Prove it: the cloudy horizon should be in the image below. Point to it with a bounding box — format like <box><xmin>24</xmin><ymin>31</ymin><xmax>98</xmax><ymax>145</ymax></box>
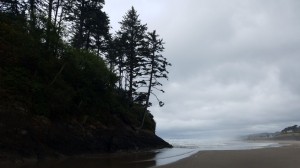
<box><xmin>104</xmin><ymin>0</ymin><xmax>300</xmax><ymax>139</ymax></box>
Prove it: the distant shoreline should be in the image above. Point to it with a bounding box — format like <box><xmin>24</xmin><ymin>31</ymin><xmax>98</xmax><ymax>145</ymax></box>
<box><xmin>155</xmin><ymin>140</ymin><xmax>300</xmax><ymax>168</ymax></box>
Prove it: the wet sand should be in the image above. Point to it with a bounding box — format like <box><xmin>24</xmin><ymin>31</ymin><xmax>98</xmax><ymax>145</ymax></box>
<box><xmin>155</xmin><ymin>141</ymin><xmax>300</xmax><ymax>168</ymax></box>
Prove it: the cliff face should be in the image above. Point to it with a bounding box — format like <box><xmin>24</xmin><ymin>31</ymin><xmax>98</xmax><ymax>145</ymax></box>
<box><xmin>0</xmin><ymin>88</ymin><xmax>172</xmax><ymax>159</ymax></box>
<box><xmin>0</xmin><ymin>109</ymin><xmax>171</xmax><ymax>160</ymax></box>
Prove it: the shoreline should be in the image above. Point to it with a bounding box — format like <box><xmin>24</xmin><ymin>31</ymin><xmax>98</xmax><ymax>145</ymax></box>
<box><xmin>154</xmin><ymin>141</ymin><xmax>300</xmax><ymax>168</ymax></box>
<box><xmin>1</xmin><ymin>140</ymin><xmax>299</xmax><ymax>168</ymax></box>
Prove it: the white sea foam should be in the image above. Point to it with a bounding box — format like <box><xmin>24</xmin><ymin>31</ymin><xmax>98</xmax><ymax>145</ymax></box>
<box><xmin>165</xmin><ymin>138</ymin><xmax>281</xmax><ymax>150</ymax></box>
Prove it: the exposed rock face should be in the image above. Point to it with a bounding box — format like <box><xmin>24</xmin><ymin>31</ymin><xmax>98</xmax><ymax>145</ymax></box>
<box><xmin>43</xmin><ymin>124</ymin><xmax>172</xmax><ymax>155</ymax></box>
<box><xmin>0</xmin><ymin>104</ymin><xmax>172</xmax><ymax>160</ymax></box>
<box><xmin>0</xmin><ymin>118</ymin><xmax>172</xmax><ymax>160</ymax></box>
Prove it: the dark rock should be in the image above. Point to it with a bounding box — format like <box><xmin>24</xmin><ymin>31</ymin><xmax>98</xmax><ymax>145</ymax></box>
<box><xmin>0</xmin><ymin>120</ymin><xmax>171</xmax><ymax>160</ymax></box>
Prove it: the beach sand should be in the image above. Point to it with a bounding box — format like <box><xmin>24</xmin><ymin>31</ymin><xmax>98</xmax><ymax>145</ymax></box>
<box><xmin>155</xmin><ymin>141</ymin><xmax>300</xmax><ymax>168</ymax></box>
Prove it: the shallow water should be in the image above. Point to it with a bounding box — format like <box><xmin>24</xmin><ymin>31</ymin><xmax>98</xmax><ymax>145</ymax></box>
<box><xmin>166</xmin><ymin>138</ymin><xmax>282</xmax><ymax>150</ymax></box>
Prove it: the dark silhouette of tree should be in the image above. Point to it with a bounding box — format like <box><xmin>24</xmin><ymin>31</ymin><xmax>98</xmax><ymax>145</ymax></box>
<box><xmin>139</xmin><ymin>30</ymin><xmax>171</xmax><ymax>129</ymax></box>
<box><xmin>68</xmin><ymin>0</ymin><xmax>110</xmax><ymax>53</ymax></box>
<box><xmin>0</xmin><ymin>2</ymin><xmax>170</xmax><ymax>134</ymax></box>
<box><xmin>45</xmin><ymin>0</ymin><xmax>54</xmax><ymax>48</ymax></box>
<box><xmin>106</xmin><ymin>37</ymin><xmax>125</xmax><ymax>88</ymax></box>
<box><xmin>116</xmin><ymin>6</ymin><xmax>148</xmax><ymax>102</ymax></box>
<box><xmin>0</xmin><ymin>0</ymin><xmax>25</xmax><ymax>15</ymax></box>
<box><xmin>281</xmin><ymin>125</ymin><xmax>299</xmax><ymax>133</ymax></box>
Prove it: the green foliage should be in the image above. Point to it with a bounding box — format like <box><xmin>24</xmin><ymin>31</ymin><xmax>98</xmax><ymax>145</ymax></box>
<box><xmin>68</xmin><ymin>0</ymin><xmax>110</xmax><ymax>52</ymax></box>
<box><xmin>110</xmin><ymin>7</ymin><xmax>170</xmax><ymax>110</ymax></box>
<box><xmin>114</xmin><ymin>7</ymin><xmax>148</xmax><ymax>102</ymax></box>
<box><xmin>0</xmin><ymin>2</ymin><xmax>165</xmax><ymax>133</ymax></box>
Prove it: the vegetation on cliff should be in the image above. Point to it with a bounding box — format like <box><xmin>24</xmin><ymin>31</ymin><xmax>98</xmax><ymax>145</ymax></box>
<box><xmin>0</xmin><ymin>0</ymin><xmax>171</xmax><ymax>158</ymax></box>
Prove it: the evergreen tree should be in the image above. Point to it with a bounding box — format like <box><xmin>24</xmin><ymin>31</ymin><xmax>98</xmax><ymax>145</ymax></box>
<box><xmin>68</xmin><ymin>0</ymin><xmax>110</xmax><ymax>53</ymax></box>
<box><xmin>106</xmin><ymin>37</ymin><xmax>125</xmax><ymax>88</ymax></box>
<box><xmin>116</xmin><ymin>7</ymin><xmax>148</xmax><ymax>102</ymax></box>
<box><xmin>0</xmin><ymin>2</ymin><xmax>170</xmax><ymax>134</ymax></box>
<box><xmin>139</xmin><ymin>30</ymin><xmax>171</xmax><ymax>129</ymax></box>
<box><xmin>0</xmin><ymin>0</ymin><xmax>25</xmax><ymax>15</ymax></box>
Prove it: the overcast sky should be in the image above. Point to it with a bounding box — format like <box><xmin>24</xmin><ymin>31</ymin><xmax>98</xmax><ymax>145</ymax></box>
<box><xmin>104</xmin><ymin>0</ymin><xmax>300</xmax><ymax>139</ymax></box>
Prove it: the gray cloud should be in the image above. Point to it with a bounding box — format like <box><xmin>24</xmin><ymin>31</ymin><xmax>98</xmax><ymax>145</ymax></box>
<box><xmin>104</xmin><ymin>0</ymin><xmax>300</xmax><ymax>138</ymax></box>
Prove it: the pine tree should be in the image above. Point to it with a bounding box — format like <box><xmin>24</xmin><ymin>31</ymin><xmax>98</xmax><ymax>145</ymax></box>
<box><xmin>0</xmin><ymin>0</ymin><xmax>24</xmax><ymax>15</ymax></box>
<box><xmin>106</xmin><ymin>37</ymin><xmax>125</xmax><ymax>88</ymax></box>
<box><xmin>116</xmin><ymin>7</ymin><xmax>148</xmax><ymax>102</ymax></box>
<box><xmin>68</xmin><ymin>0</ymin><xmax>110</xmax><ymax>53</ymax></box>
<box><xmin>139</xmin><ymin>30</ymin><xmax>171</xmax><ymax>129</ymax></box>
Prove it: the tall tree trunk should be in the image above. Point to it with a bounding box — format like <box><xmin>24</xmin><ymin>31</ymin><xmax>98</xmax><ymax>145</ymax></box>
<box><xmin>118</xmin><ymin>58</ymin><xmax>123</xmax><ymax>89</ymax></box>
<box><xmin>29</xmin><ymin>0</ymin><xmax>36</xmax><ymax>32</ymax></box>
<box><xmin>139</xmin><ymin>52</ymin><xmax>155</xmax><ymax>130</ymax></box>
<box><xmin>76</xmin><ymin>0</ymin><xmax>85</xmax><ymax>49</ymax></box>
<box><xmin>53</xmin><ymin>1</ymin><xmax>64</xmax><ymax>56</ymax></box>
<box><xmin>46</xmin><ymin>0</ymin><xmax>54</xmax><ymax>49</ymax></box>
<box><xmin>85</xmin><ymin>30</ymin><xmax>90</xmax><ymax>50</ymax></box>
<box><xmin>11</xmin><ymin>0</ymin><xmax>18</xmax><ymax>15</ymax></box>
<box><xmin>128</xmin><ymin>40</ymin><xmax>135</xmax><ymax>103</ymax></box>
<box><xmin>57</xmin><ymin>2</ymin><xmax>64</xmax><ymax>31</ymax></box>
<box><xmin>129</xmin><ymin>59</ymin><xmax>133</xmax><ymax>103</ymax></box>
<box><xmin>96</xmin><ymin>35</ymin><xmax>100</xmax><ymax>56</ymax></box>
<box><xmin>54</xmin><ymin>0</ymin><xmax>61</xmax><ymax>26</ymax></box>
<box><xmin>48</xmin><ymin>63</ymin><xmax>66</xmax><ymax>87</ymax></box>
